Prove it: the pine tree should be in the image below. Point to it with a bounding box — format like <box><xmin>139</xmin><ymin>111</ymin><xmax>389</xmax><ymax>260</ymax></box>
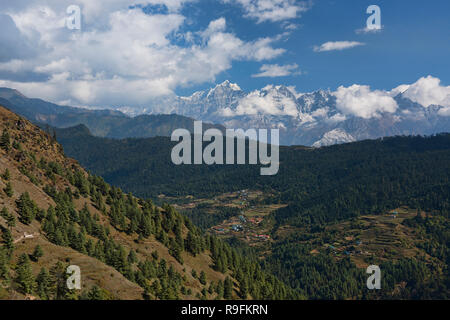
<box><xmin>4</xmin><ymin>182</ymin><xmax>13</xmax><ymax>197</ymax></box>
<box><xmin>199</xmin><ymin>270</ymin><xmax>207</xmax><ymax>285</ymax></box>
<box><xmin>239</xmin><ymin>278</ymin><xmax>249</xmax><ymax>299</ymax></box>
<box><xmin>186</xmin><ymin>231</ymin><xmax>200</xmax><ymax>256</ymax></box>
<box><xmin>32</xmin><ymin>245</ymin><xmax>44</xmax><ymax>262</ymax></box>
<box><xmin>6</xmin><ymin>211</ymin><xmax>16</xmax><ymax>229</ymax></box>
<box><xmin>16</xmin><ymin>253</ymin><xmax>35</xmax><ymax>294</ymax></box>
<box><xmin>36</xmin><ymin>268</ymin><xmax>52</xmax><ymax>300</ymax></box>
<box><xmin>0</xmin><ymin>129</ymin><xmax>10</xmax><ymax>152</ymax></box>
<box><xmin>88</xmin><ymin>285</ymin><xmax>106</xmax><ymax>300</ymax></box>
<box><xmin>224</xmin><ymin>276</ymin><xmax>233</xmax><ymax>299</ymax></box>
<box><xmin>50</xmin><ymin>261</ymin><xmax>77</xmax><ymax>300</ymax></box>
<box><xmin>208</xmin><ymin>283</ymin><xmax>214</xmax><ymax>295</ymax></box>
<box><xmin>2</xmin><ymin>168</ymin><xmax>10</xmax><ymax>181</ymax></box>
<box><xmin>0</xmin><ymin>207</ymin><xmax>8</xmax><ymax>218</ymax></box>
<box><xmin>17</xmin><ymin>192</ymin><xmax>37</xmax><ymax>224</ymax></box>
<box><xmin>1</xmin><ymin>227</ymin><xmax>14</xmax><ymax>254</ymax></box>
<box><xmin>127</xmin><ymin>249</ymin><xmax>137</xmax><ymax>264</ymax></box>
<box><xmin>0</xmin><ymin>248</ymin><xmax>9</xmax><ymax>280</ymax></box>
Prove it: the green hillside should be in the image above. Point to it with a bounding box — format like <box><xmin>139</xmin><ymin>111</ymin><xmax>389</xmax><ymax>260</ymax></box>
<box><xmin>52</xmin><ymin>125</ymin><xmax>450</xmax><ymax>299</ymax></box>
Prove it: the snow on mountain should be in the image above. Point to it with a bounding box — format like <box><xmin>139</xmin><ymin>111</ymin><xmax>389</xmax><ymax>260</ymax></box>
<box><xmin>312</xmin><ymin>129</ymin><xmax>355</xmax><ymax>147</ymax></box>
<box><xmin>117</xmin><ymin>79</ymin><xmax>450</xmax><ymax>147</ymax></box>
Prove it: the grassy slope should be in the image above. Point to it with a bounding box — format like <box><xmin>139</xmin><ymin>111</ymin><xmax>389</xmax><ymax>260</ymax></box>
<box><xmin>0</xmin><ymin>106</ymin><xmax>228</xmax><ymax>300</ymax></box>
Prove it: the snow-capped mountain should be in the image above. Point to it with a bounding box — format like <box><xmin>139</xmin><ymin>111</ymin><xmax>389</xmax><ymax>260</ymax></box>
<box><xmin>117</xmin><ymin>80</ymin><xmax>450</xmax><ymax>147</ymax></box>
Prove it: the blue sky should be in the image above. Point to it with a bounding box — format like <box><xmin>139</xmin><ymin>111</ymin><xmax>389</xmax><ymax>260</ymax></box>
<box><xmin>0</xmin><ymin>0</ymin><xmax>448</xmax><ymax>107</ymax></box>
<box><xmin>176</xmin><ymin>0</ymin><xmax>450</xmax><ymax>95</ymax></box>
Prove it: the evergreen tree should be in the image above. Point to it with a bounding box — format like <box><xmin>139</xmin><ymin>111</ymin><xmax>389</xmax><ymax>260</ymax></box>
<box><xmin>17</xmin><ymin>192</ymin><xmax>38</xmax><ymax>224</ymax></box>
<box><xmin>31</xmin><ymin>245</ymin><xmax>44</xmax><ymax>262</ymax></box>
<box><xmin>0</xmin><ymin>129</ymin><xmax>10</xmax><ymax>152</ymax></box>
<box><xmin>16</xmin><ymin>254</ymin><xmax>35</xmax><ymax>294</ymax></box>
<box><xmin>0</xmin><ymin>248</ymin><xmax>9</xmax><ymax>280</ymax></box>
<box><xmin>239</xmin><ymin>278</ymin><xmax>249</xmax><ymax>299</ymax></box>
<box><xmin>2</xmin><ymin>168</ymin><xmax>10</xmax><ymax>181</ymax></box>
<box><xmin>87</xmin><ymin>285</ymin><xmax>107</xmax><ymax>300</ymax></box>
<box><xmin>36</xmin><ymin>268</ymin><xmax>52</xmax><ymax>300</ymax></box>
<box><xmin>6</xmin><ymin>212</ymin><xmax>16</xmax><ymax>229</ymax></box>
<box><xmin>224</xmin><ymin>276</ymin><xmax>233</xmax><ymax>299</ymax></box>
<box><xmin>1</xmin><ymin>227</ymin><xmax>14</xmax><ymax>255</ymax></box>
<box><xmin>199</xmin><ymin>271</ymin><xmax>207</xmax><ymax>285</ymax></box>
<box><xmin>0</xmin><ymin>207</ymin><xmax>8</xmax><ymax>219</ymax></box>
<box><xmin>4</xmin><ymin>182</ymin><xmax>13</xmax><ymax>197</ymax></box>
<box><xmin>127</xmin><ymin>249</ymin><xmax>137</xmax><ymax>264</ymax></box>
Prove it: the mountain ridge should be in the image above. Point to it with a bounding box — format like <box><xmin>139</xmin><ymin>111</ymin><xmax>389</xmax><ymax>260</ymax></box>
<box><xmin>1</xmin><ymin>80</ymin><xmax>449</xmax><ymax>147</ymax></box>
<box><xmin>0</xmin><ymin>105</ymin><xmax>294</xmax><ymax>300</ymax></box>
<box><xmin>0</xmin><ymin>88</ymin><xmax>225</xmax><ymax>140</ymax></box>
<box><xmin>117</xmin><ymin>80</ymin><xmax>450</xmax><ymax>146</ymax></box>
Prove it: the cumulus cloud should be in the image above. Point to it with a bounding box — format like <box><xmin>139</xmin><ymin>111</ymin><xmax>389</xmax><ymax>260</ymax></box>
<box><xmin>223</xmin><ymin>0</ymin><xmax>312</xmax><ymax>23</ymax></box>
<box><xmin>314</xmin><ymin>41</ymin><xmax>365</xmax><ymax>52</ymax></box>
<box><xmin>0</xmin><ymin>2</ymin><xmax>286</xmax><ymax>107</ymax></box>
<box><xmin>332</xmin><ymin>84</ymin><xmax>398</xmax><ymax>119</ymax></box>
<box><xmin>399</xmin><ymin>76</ymin><xmax>450</xmax><ymax>108</ymax></box>
<box><xmin>0</xmin><ymin>14</ymin><xmax>40</xmax><ymax>63</ymax></box>
<box><xmin>252</xmin><ymin>63</ymin><xmax>300</xmax><ymax>78</ymax></box>
<box><xmin>222</xmin><ymin>85</ymin><xmax>298</xmax><ymax>117</ymax></box>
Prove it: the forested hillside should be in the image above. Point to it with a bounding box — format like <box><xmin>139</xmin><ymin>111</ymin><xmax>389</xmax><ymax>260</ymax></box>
<box><xmin>53</xmin><ymin>125</ymin><xmax>450</xmax><ymax>299</ymax></box>
<box><xmin>55</xmin><ymin>125</ymin><xmax>450</xmax><ymax>226</ymax></box>
<box><xmin>0</xmin><ymin>105</ymin><xmax>295</xmax><ymax>300</ymax></box>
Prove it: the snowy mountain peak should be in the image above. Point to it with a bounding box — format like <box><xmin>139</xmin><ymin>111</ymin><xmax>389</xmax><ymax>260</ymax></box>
<box><xmin>312</xmin><ymin>129</ymin><xmax>356</xmax><ymax>147</ymax></box>
<box><xmin>116</xmin><ymin>79</ymin><xmax>450</xmax><ymax>146</ymax></box>
<box><xmin>211</xmin><ymin>80</ymin><xmax>242</xmax><ymax>92</ymax></box>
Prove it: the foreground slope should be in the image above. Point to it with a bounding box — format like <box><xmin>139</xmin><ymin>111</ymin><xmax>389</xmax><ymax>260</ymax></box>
<box><xmin>0</xmin><ymin>106</ymin><xmax>294</xmax><ymax>300</ymax></box>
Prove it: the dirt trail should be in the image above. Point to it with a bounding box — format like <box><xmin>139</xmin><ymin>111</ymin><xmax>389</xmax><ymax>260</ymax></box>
<box><xmin>13</xmin><ymin>232</ymin><xmax>39</xmax><ymax>244</ymax></box>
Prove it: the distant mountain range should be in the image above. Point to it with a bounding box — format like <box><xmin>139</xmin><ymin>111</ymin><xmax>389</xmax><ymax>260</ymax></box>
<box><xmin>1</xmin><ymin>81</ymin><xmax>449</xmax><ymax>147</ymax></box>
<box><xmin>117</xmin><ymin>80</ymin><xmax>450</xmax><ymax>146</ymax></box>
<box><xmin>0</xmin><ymin>88</ymin><xmax>223</xmax><ymax>139</ymax></box>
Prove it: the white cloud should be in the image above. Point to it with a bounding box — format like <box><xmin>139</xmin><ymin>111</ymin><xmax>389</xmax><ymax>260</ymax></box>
<box><xmin>326</xmin><ymin>113</ymin><xmax>347</xmax><ymax>123</ymax></box>
<box><xmin>311</xmin><ymin>107</ymin><xmax>328</xmax><ymax>118</ymax></box>
<box><xmin>222</xmin><ymin>85</ymin><xmax>298</xmax><ymax>117</ymax></box>
<box><xmin>223</xmin><ymin>0</ymin><xmax>312</xmax><ymax>23</ymax></box>
<box><xmin>355</xmin><ymin>26</ymin><xmax>383</xmax><ymax>34</ymax></box>
<box><xmin>252</xmin><ymin>63</ymin><xmax>300</xmax><ymax>78</ymax></box>
<box><xmin>314</xmin><ymin>41</ymin><xmax>365</xmax><ymax>52</ymax></box>
<box><xmin>0</xmin><ymin>3</ymin><xmax>286</xmax><ymax>107</ymax></box>
<box><xmin>332</xmin><ymin>84</ymin><xmax>398</xmax><ymax>119</ymax></box>
<box><xmin>283</xmin><ymin>22</ymin><xmax>300</xmax><ymax>30</ymax></box>
<box><xmin>199</xmin><ymin>17</ymin><xmax>227</xmax><ymax>39</ymax></box>
<box><xmin>400</xmin><ymin>76</ymin><xmax>450</xmax><ymax>108</ymax></box>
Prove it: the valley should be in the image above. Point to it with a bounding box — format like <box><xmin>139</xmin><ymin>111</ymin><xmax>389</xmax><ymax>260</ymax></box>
<box><xmin>0</xmin><ymin>102</ymin><xmax>449</xmax><ymax>300</ymax></box>
<box><xmin>0</xmin><ymin>106</ymin><xmax>294</xmax><ymax>300</ymax></box>
<box><xmin>0</xmin><ymin>0</ymin><xmax>449</xmax><ymax>305</ymax></box>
